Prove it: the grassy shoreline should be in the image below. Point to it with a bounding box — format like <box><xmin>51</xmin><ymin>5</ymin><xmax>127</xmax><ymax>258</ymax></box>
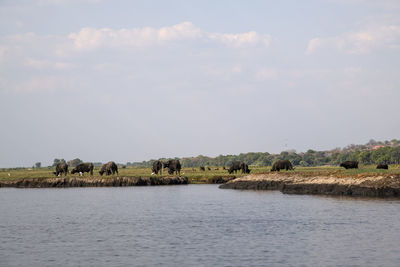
<box><xmin>1</xmin><ymin>165</ymin><xmax>399</xmax><ymax>183</ymax></box>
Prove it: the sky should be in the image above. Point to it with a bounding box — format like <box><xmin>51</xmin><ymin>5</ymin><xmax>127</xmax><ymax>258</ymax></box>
<box><xmin>1</xmin><ymin>0</ymin><xmax>400</xmax><ymax>167</ymax></box>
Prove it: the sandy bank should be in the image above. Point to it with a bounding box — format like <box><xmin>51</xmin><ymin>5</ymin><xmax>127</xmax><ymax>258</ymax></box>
<box><xmin>219</xmin><ymin>173</ymin><xmax>400</xmax><ymax>197</ymax></box>
<box><xmin>0</xmin><ymin>176</ymin><xmax>188</xmax><ymax>188</ymax></box>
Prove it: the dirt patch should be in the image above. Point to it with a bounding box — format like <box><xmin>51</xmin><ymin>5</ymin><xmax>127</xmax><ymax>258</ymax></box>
<box><xmin>220</xmin><ymin>173</ymin><xmax>400</xmax><ymax>197</ymax></box>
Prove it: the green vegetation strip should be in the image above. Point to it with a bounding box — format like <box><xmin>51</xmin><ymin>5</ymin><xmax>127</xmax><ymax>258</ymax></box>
<box><xmin>1</xmin><ymin>165</ymin><xmax>400</xmax><ymax>183</ymax></box>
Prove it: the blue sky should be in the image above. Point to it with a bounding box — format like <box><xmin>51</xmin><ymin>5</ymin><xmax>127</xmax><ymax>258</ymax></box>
<box><xmin>1</xmin><ymin>0</ymin><xmax>400</xmax><ymax>167</ymax></box>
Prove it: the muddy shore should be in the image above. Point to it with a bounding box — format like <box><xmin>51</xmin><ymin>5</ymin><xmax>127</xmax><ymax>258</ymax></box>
<box><xmin>0</xmin><ymin>176</ymin><xmax>188</xmax><ymax>188</ymax></box>
<box><xmin>219</xmin><ymin>173</ymin><xmax>400</xmax><ymax>197</ymax></box>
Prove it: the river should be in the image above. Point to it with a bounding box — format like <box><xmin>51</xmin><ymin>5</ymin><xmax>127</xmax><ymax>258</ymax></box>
<box><xmin>1</xmin><ymin>185</ymin><xmax>400</xmax><ymax>266</ymax></box>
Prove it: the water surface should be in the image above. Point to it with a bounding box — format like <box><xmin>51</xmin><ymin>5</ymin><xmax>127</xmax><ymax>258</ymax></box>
<box><xmin>1</xmin><ymin>185</ymin><xmax>400</xmax><ymax>266</ymax></box>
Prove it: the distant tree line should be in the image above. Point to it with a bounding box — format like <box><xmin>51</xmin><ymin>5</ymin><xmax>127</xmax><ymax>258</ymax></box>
<box><xmin>43</xmin><ymin>139</ymin><xmax>400</xmax><ymax>169</ymax></box>
<box><xmin>52</xmin><ymin>158</ymin><xmax>102</xmax><ymax>168</ymax></box>
<box><xmin>126</xmin><ymin>139</ymin><xmax>400</xmax><ymax>168</ymax></box>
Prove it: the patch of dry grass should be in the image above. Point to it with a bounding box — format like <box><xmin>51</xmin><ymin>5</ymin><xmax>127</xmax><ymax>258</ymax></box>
<box><xmin>1</xmin><ymin>165</ymin><xmax>399</xmax><ymax>183</ymax></box>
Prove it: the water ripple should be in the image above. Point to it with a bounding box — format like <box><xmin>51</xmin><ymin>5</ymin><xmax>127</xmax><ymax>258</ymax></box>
<box><xmin>1</xmin><ymin>186</ymin><xmax>400</xmax><ymax>266</ymax></box>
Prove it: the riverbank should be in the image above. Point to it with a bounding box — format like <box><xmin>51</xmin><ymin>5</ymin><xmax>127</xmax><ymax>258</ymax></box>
<box><xmin>0</xmin><ymin>174</ymin><xmax>238</xmax><ymax>187</ymax></box>
<box><xmin>0</xmin><ymin>176</ymin><xmax>188</xmax><ymax>188</ymax></box>
<box><xmin>219</xmin><ymin>173</ymin><xmax>400</xmax><ymax>197</ymax></box>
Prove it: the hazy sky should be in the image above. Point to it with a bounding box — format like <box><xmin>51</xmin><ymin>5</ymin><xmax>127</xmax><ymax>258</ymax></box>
<box><xmin>1</xmin><ymin>0</ymin><xmax>400</xmax><ymax>167</ymax></box>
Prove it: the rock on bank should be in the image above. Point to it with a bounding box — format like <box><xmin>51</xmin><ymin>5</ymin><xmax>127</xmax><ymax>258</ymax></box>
<box><xmin>219</xmin><ymin>173</ymin><xmax>400</xmax><ymax>198</ymax></box>
<box><xmin>0</xmin><ymin>176</ymin><xmax>188</xmax><ymax>188</ymax></box>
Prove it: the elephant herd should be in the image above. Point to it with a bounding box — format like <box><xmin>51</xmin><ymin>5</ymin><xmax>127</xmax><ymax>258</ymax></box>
<box><xmin>151</xmin><ymin>159</ymin><xmax>181</xmax><ymax>175</ymax></box>
<box><xmin>53</xmin><ymin>159</ymin><xmax>390</xmax><ymax>177</ymax></box>
<box><xmin>225</xmin><ymin>159</ymin><xmax>390</xmax><ymax>173</ymax></box>
<box><xmin>339</xmin><ymin>160</ymin><xmax>389</xmax><ymax>170</ymax></box>
<box><xmin>269</xmin><ymin>160</ymin><xmax>389</xmax><ymax>171</ymax></box>
<box><xmin>53</xmin><ymin>162</ymin><xmax>116</xmax><ymax>177</ymax></box>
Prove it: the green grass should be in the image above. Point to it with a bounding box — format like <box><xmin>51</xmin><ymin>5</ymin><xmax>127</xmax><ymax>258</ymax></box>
<box><xmin>1</xmin><ymin>165</ymin><xmax>400</xmax><ymax>183</ymax></box>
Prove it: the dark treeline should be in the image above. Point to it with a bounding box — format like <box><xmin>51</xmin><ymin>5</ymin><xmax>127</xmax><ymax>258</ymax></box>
<box><xmin>127</xmin><ymin>139</ymin><xmax>400</xmax><ymax>168</ymax></box>
<box><xmin>10</xmin><ymin>139</ymin><xmax>398</xmax><ymax>170</ymax></box>
<box><xmin>52</xmin><ymin>158</ymin><xmax>103</xmax><ymax>168</ymax></box>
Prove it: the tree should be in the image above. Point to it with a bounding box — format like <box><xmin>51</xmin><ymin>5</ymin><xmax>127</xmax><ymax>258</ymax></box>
<box><xmin>367</xmin><ymin>139</ymin><xmax>378</xmax><ymax>146</ymax></box>
<box><xmin>303</xmin><ymin>150</ymin><xmax>316</xmax><ymax>166</ymax></box>
<box><xmin>288</xmin><ymin>153</ymin><xmax>302</xmax><ymax>166</ymax></box>
<box><xmin>68</xmin><ymin>158</ymin><xmax>83</xmax><ymax>167</ymax></box>
<box><xmin>299</xmin><ymin>160</ymin><xmax>309</xmax><ymax>167</ymax></box>
<box><xmin>255</xmin><ymin>154</ymin><xmax>272</xmax><ymax>166</ymax></box>
<box><xmin>35</xmin><ymin>162</ymin><xmax>41</xmax><ymax>168</ymax></box>
<box><xmin>371</xmin><ymin>147</ymin><xmax>391</xmax><ymax>164</ymax></box>
<box><xmin>390</xmin><ymin>147</ymin><xmax>400</xmax><ymax>164</ymax></box>
<box><xmin>115</xmin><ymin>138</ymin><xmax>400</xmax><ymax>168</ymax></box>
<box><xmin>358</xmin><ymin>151</ymin><xmax>371</xmax><ymax>164</ymax></box>
<box><xmin>329</xmin><ymin>151</ymin><xmax>342</xmax><ymax>165</ymax></box>
<box><xmin>52</xmin><ymin>158</ymin><xmax>66</xmax><ymax>167</ymax></box>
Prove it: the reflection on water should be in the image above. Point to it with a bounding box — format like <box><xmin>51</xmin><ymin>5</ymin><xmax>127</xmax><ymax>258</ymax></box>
<box><xmin>1</xmin><ymin>185</ymin><xmax>400</xmax><ymax>266</ymax></box>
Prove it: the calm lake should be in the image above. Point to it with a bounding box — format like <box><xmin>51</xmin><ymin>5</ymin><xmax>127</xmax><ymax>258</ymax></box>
<box><xmin>1</xmin><ymin>185</ymin><xmax>400</xmax><ymax>266</ymax></box>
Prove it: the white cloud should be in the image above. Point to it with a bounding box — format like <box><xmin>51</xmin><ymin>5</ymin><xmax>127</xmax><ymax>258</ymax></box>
<box><xmin>68</xmin><ymin>22</ymin><xmax>202</xmax><ymax>51</ymax></box>
<box><xmin>1</xmin><ymin>22</ymin><xmax>271</xmax><ymax>61</ymax></box>
<box><xmin>208</xmin><ymin>31</ymin><xmax>271</xmax><ymax>48</ymax></box>
<box><xmin>255</xmin><ymin>68</ymin><xmax>277</xmax><ymax>81</ymax></box>
<box><xmin>306</xmin><ymin>24</ymin><xmax>400</xmax><ymax>54</ymax></box>
<box><xmin>157</xmin><ymin>22</ymin><xmax>203</xmax><ymax>41</ymax></box>
<box><xmin>232</xmin><ymin>64</ymin><xmax>242</xmax><ymax>74</ymax></box>
<box><xmin>68</xmin><ymin>22</ymin><xmax>271</xmax><ymax>51</ymax></box>
<box><xmin>306</xmin><ymin>38</ymin><xmax>325</xmax><ymax>54</ymax></box>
